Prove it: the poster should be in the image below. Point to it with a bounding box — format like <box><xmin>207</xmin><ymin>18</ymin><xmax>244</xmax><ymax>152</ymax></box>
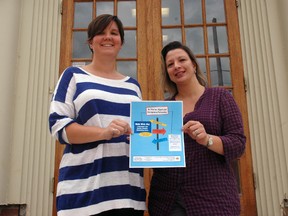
<box><xmin>130</xmin><ymin>101</ymin><xmax>186</xmax><ymax>168</ymax></box>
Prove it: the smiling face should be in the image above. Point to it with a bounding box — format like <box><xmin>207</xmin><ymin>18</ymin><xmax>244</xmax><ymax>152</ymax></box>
<box><xmin>89</xmin><ymin>21</ymin><xmax>122</xmax><ymax>57</ymax></box>
<box><xmin>165</xmin><ymin>48</ymin><xmax>196</xmax><ymax>85</ymax></box>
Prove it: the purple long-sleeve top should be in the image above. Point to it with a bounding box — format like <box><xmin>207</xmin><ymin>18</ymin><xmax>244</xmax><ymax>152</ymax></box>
<box><xmin>148</xmin><ymin>87</ymin><xmax>246</xmax><ymax>216</ymax></box>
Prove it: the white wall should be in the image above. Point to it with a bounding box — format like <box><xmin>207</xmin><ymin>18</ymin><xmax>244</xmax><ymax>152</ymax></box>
<box><xmin>0</xmin><ymin>0</ymin><xmax>61</xmax><ymax>215</ymax></box>
<box><xmin>0</xmin><ymin>0</ymin><xmax>21</xmax><ymax>204</ymax></box>
<box><xmin>8</xmin><ymin>0</ymin><xmax>61</xmax><ymax>214</ymax></box>
<box><xmin>276</xmin><ymin>0</ymin><xmax>288</xmax><ymax>144</ymax></box>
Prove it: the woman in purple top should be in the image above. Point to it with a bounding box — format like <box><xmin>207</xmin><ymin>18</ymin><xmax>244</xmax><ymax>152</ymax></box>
<box><xmin>148</xmin><ymin>41</ymin><xmax>246</xmax><ymax>216</ymax></box>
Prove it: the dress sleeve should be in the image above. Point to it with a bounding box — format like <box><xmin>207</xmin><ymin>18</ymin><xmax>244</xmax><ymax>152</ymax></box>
<box><xmin>219</xmin><ymin>89</ymin><xmax>246</xmax><ymax>162</ymax></box>
<box><xmin>48</xmin><ymin>68</ymin><xmax>76</xmax><ymax>144</ymax></box>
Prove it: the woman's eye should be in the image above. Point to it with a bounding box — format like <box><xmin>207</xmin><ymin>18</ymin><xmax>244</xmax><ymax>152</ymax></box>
<box><xmin>111</xmin><ymin>31</ymin><xmax>119</xmax><ymax>35</ymax></box>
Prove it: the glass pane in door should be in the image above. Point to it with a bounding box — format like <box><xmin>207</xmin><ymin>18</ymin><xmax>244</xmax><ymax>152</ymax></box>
<box><xmin>96</xmin><ymin>2</ymin><xmax>114</xmax><ymax>15</ymax></box>
<box><xmin>117</xmin><ymin>61</ymin><xmax>137</xmax><ymax>80</ymax></box>
<box><xmin>185</xmin><ymin>27</ymin><xmax>204</xmax><ymax>54</ymax></box>
<box><xmin>118</xmin><ymin>30</ymin><xmax>136</xmax><ymax>58</ymax></box>
<box><xmin>206</xmin><ymin>0</ymin><xmax>226</xmax><ymax>23</ymax></box>
<box><xmin>74</xmin><ymin>2</ymin><xmax>92</xmax><ymax>28</ymax></box>
<box><xmin>162</xmin><ymin>0</ymin><xmax>181</xmax><ymax>25</ymax></box>
<box><xmin>207</xmin><ymin>26</ymin><xmax>228</xmax><ymax>54</ymax></box>
<box><xmin>162</xmin><ymin>29</ymin><xmax>182</xmax><ymax>46</ymax></box>
<box><xmin>197</xmin><ymin>58</ymin><xmax>207</xmax><ymax>75</ymax></box>
<box><xmin>72</xmin><ymin>31</ymin><xmax>91</xmax><ymax>59</ymax></box>
<box><xmin>118</xmin><ymin>1</ymin><xmax>136</xmax><ymax>26</ymax></box>
<box><xmin>209</xmin><ymin>57</ymin><xmax>231</xmax><ymax>86</ymax></box>
<box><xmin>184</xmin><ymin>0</ymin><xmax>202</xmax><ymax>24</ymax></box>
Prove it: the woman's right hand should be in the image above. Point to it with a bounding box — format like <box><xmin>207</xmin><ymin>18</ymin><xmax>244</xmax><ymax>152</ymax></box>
<box><xmin>106</xmin><ymin>119</ymin><xmax>132</xmax><ymax>139</ymax></box>
<box><xmin>65</xmin><ymin>119</ymin><xmax>132</xmax><ymax>144</ymax></box>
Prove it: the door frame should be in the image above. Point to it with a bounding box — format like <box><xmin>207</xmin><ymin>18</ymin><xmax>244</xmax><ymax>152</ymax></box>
<box><xmin>53</xmin><ymin>1</ymin><xmax>257</xmax><ymax>215</ymax></box>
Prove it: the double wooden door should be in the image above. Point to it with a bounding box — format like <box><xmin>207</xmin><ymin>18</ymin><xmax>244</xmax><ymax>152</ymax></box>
<box><xmin>53</xmin><ymin>0</ymin><xmax>257</xmax><ymax>215</ymax></box>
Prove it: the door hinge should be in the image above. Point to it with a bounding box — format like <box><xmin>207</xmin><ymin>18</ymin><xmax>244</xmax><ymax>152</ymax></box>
<box><xmin>59</xmin><ymin>0</ymin><xmax>63</xmax><ymax>15</ymax></box>
<box><xmin>244</xmin><ymin>77</ymin><xmax>248</xmax><ymax>92</ymax></box>
<box><xmin>252</xmin><ymin>172</ymin><xmax>257</xmax><ymax>190</ymax></box>
<box><xmin>235</xmin><ymin>0</ymin><xmax>240</xmax><ymax>8</ymax></box>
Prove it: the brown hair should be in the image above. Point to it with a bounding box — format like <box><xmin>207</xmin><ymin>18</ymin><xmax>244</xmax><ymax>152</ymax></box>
<box><xmin>87</xmin><ymin>14</ymin><xmax>125</xmax><ymax>53</ymax></box>
<box><xmin>161</xmin><ymin>41</ymin><xmax>207</xmax><ymax>98</ymax></box>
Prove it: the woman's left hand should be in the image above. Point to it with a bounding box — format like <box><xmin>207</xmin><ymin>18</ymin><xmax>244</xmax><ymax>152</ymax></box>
<box><xmin>182</xmin><ymin>120</ymin><xmax>208</xmax><ymax>146</ymax></box>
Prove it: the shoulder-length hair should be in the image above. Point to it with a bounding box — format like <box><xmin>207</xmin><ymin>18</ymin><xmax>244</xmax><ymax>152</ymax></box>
<box><xmin>87</xmin><ymin>14</ymin><xmax>125</xmax><ymax>53</ymax></box>
<box><xmin>161</xmin><ymin>41</ymin><xmax>207</xmax><ymax>98</ymax></box>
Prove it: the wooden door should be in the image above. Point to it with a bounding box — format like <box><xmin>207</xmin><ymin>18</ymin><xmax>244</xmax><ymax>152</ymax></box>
<box><xmin>53</xmin><ymin>0</ymin><xmax>256</xmax><ymax>215</ymax></box>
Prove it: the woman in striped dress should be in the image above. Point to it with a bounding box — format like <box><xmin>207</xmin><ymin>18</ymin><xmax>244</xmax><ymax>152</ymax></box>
<box><xmin>49</xmin><ymin>14</ymin><xmax>146</xmax><ymax>216</ymax></box>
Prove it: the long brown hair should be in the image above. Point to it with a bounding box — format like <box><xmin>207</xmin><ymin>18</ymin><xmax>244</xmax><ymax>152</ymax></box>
<box><xmin>161</xmin><ymin>41</ymin><xmax>207</xmax><ymax>98</ymax></box>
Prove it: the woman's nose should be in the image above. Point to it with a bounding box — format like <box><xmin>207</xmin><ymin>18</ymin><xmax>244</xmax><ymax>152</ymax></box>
<box><xmin>174</xmin><ymin>61</ymin><xmax>181</xmax><ymax>69</ymax></box>
<box><xmin>103</xmin><ymin>34</ymin><xmax>112</xmax><ymax>40</ymax></box>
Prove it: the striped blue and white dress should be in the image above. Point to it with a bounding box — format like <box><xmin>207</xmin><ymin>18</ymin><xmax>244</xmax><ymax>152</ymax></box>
<box><xmin>49</xmin><ymin>66</ymin><xmax>146</xmax><ymax>216</ymax></box>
